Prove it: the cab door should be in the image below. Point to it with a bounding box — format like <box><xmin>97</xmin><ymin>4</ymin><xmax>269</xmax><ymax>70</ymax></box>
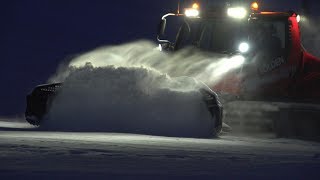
<box><xmin>241</xmin><ymin>18</ymin><xmax>296</xmax><ymax>99</ymax></box>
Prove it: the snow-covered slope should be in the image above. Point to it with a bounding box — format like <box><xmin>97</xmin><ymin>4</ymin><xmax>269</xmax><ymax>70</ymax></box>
<box><xmin>0</xmin><ymin>120</ymin><xmax>319</xmax><ymax>179</ymax></box>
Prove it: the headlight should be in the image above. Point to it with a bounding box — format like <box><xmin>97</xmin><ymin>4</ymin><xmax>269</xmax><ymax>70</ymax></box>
<box><xmin>238</xmin><ymin>42</ymin><xmax>250</xmax><ymax>53</ymax></box>
<box><xmin>296</xmin><ymin>15</ymin><xmax>301</xmax><ymax>23</ymax></box>
<box><xmin>227</xmin><ymin>7</ymin><xmax>247</xmax><ymax>19</ymax></box>
<box><xmin>185</xmin><ymin>8</ymin><xmax>200</xmax><ymax>17</ymax></box>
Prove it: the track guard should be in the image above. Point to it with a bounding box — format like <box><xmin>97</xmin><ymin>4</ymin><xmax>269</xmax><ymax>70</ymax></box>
<box><xmin>25</xmin><ymin>83</ymin><xmax>62</xmax><ymax>125</ymax></box>
<box><xmin>199</xmin><ymin>88</ymin><xmax>223</xmax><ymax>135</ymax></box>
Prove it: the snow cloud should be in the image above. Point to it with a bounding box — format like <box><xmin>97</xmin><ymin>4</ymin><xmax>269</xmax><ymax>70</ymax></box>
<box><xmin>49</xmin><ymin>40</ymin><xmax>243</xmax><ymax>86</ymax></box>
<box><xmin>42</xmin><ymin>40</ymin><xmax>235</xmax><ymax>137</ymax></box>
<box><xmin>42</xmin><ymin>65</ymin><xmax>215</xmax><ymax>137</ymax></box>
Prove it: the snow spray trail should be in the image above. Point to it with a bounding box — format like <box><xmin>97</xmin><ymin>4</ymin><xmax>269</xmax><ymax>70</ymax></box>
<box><xmin>43</xmin><ymin>65</ymin><xmax>214</xmax><ymax>137</ymax></box>
<box><xmin>49</xmin><ymin>40</ymin><xmax>244</xmax><ymax>85</ymax></box>
<box><xmin>43</xmin><ymin>40</ymin><xmax>242</xmax><ymax>137</ymax></box>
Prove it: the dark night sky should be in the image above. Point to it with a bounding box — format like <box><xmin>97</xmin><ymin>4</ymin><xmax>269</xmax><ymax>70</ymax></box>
<box><xmin>1</xmin><ymin>0</ymin><xmax>319</xmax><ymax>116</ymax></box>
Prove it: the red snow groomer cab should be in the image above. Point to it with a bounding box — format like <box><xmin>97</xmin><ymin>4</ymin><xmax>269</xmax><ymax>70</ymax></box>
<box><xmin>158</xmin><ymin>1</ymin><xmax>320</xmax><ymax>140</ymax></box>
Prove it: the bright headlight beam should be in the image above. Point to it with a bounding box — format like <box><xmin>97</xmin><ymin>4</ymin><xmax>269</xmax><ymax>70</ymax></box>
<box><xmin>238</xmin><ymin>42</ymin><xmax>250</xmax><ymax>53</ymax></box>
<box><xmin>185</xmin><ymin>9</ymin><xmax>199</xmax><ymax>17</ymax></box>
<box><xmin>296</xmin><ymin>15</ymin><xmax>301</xmax><ymax>23</ymax></box>
<box><xmin>213</xmin><ymin>55</ymin><xmax>245</xmax><ymax>77</ymax></box>
<box><xmin>227</xmin><ymin>7</ymin><xmax>247</xmax><ymax>19</ymax></box>
<box><xmin>231</xmin><ymin>55</ymin><xmax>245</xmax><ymax>67</ymax></box>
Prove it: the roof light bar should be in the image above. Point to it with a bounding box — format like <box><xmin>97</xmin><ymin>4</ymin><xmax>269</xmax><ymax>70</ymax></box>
<box><xmin>185</xmin><ymin>9</ymin><xmax>200</xmax><ymax>17</ymax></box>
<box><xmin>227</xmin><ymin>7</ymin><xmax>247</xmax><ymax>19</ymax></box>
<box><xmin>185</xmin><ymin>3</ymin><xmax>200</xmax><ymax>18</ymax></box>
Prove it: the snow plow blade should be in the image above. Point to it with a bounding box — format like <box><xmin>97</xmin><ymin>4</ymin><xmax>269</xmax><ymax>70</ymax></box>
<box><xmin>25</xmin><ymin>83</ymin><xmax>223</xmax><ymax>134</ymax></box>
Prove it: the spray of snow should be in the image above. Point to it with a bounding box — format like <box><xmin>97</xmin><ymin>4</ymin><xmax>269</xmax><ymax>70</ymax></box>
<box><xmin>43</xmin><ymin>40</ymin><xmax>248</xmax><ymax>137</ymax></box>
<box><xmin>47</xmin><ymin>39</ymin><xmax>313</xmax><ymax>137</ymax></box>
<box><xmin>43</xmin><ymin>64</ymin><xmax>215</xmax><ymax>137</ymax></box>
<box><xmin>49</xmin><ymin>40</ymin><xmax>244</xmax><ymax>86</ymax></box>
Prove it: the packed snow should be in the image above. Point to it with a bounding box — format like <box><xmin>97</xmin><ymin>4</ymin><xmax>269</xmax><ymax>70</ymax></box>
<box><xmin>0</xmin><ymin>122</ymin><xmax>319</xmax><ymax>179</ymax></box>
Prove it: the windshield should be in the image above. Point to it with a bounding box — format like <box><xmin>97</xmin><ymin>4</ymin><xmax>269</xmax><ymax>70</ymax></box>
<box><xmin>175</xmin><ymin>19</ymin><xmax>248</xmax><ymax>53</ymax></box>
<box><xmin>249</xmin><ymin>19</ymin><xmax>286</xmax><ymax>55</ymax></box>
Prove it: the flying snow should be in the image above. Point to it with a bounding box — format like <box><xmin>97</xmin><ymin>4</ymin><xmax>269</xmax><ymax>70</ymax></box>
<box><xmin>49</xmin><ymin>40</ymin><xmax>244</xmax><ymax>85</ymax></box>
<box><xmin>43</xmin><ymin>65</ymin><xmax>215</xmax><ymax>137</ymax></box>
<box><xmin>43</xmin><ymin>40</ymin><xmax>238</xmax><ymax>137</ymax></box>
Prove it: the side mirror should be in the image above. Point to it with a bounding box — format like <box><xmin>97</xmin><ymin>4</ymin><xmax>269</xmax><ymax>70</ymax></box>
<box><xmin>158</xmin><ymin>19</ymin><xmax>167</xmax><ymax>36</ymax></box>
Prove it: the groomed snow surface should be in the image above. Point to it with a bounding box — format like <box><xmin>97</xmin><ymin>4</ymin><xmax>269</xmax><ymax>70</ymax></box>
<box><xmin>0</xmin><ymin>122</ymin><xmax>319</xmax><ymax>179</ymax></box>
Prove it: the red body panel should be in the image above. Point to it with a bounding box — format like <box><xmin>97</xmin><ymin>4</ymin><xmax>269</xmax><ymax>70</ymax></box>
<box><xmin>293</xmin><ymin>52</ymin><xmax>320</xmax><ymax>100</ymax></box>
<box><xmin>211</xmin><ymin>13</ymin><xmax>320</xmax><ymax>103</ymax></box>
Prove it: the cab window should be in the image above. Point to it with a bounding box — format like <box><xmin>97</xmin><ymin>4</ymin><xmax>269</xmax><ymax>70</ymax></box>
<box><xmin>249</xmin><ymin>20</ymin><xmax>286</xmax><ymax>56</ymax></box>
<box><xmin>175</xmin><ymin>19</ymin><xmax>247</xmax><ymax>53</ymax></box>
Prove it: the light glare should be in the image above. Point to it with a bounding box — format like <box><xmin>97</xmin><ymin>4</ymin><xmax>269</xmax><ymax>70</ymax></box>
<box><xmin>296</xmin><ymin>15</ymin><xmax>301</xmax><ymax>23</ymax></box>
<box><xmin>192</xmin><ymin>3</ymin><xmax>199</xmax><ymax>9</ymax></box>
<box><xmin>185</xmin><ymin>9</ymin><xmax>200</xmax><ymax>17</ymax></box>
<box><xmin>230</xmin><ymin>55</ymin><xmax>245</xmax><ymax>68</ymax></box>
<box><xmin>239</xmin><ymin>42</ymin><xmax>250</xmax><ymax>53</ymax></box>
<box><xmin>227</xmin><ymin>7</ymin><xmax>247</xmax><ymax>19</ymax></box>
<box><xmin>251</xmin><ymin>2</ymin><xmax>259</xmax><ymax>11</ymax></box>
<box><xmin>213</xmin><ymin>55</ymin><xmax>245</xmax><ymax>77</ymax></box>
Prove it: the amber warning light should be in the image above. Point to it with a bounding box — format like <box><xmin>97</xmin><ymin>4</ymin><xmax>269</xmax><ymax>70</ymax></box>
<box><xmin>185</xmin><ymin>3</ymin><xmax>200</xmax><ymax>17</ymax></box>
<box><xmin>192</xmin><ymin>3</ymin><xmax>199</xmax><ymax>9</ymax></box>
<box><xmin>251</xmin><ymin>2</ymin><xmax>259</xmax><ymax>11</ymax></box>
